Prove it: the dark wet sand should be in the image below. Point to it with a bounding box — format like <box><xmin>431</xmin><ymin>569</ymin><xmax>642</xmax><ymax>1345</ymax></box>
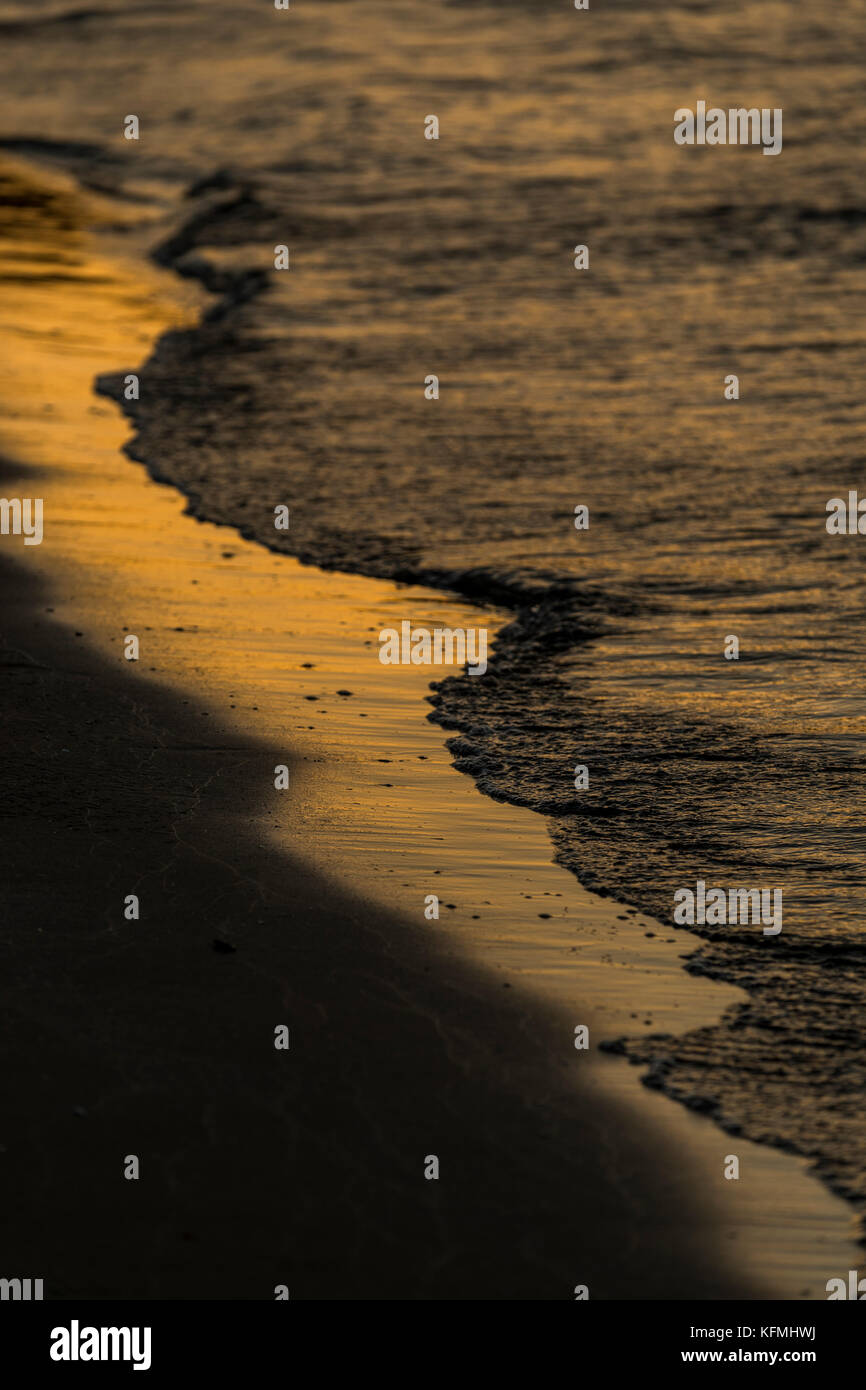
<box><xmin>0</xmin><ymin>524</ymin><xmax>776</xmax><ymax>1300</ymax></box>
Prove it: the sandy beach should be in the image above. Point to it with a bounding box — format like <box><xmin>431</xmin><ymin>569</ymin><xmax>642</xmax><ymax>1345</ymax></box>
<box><xmin>1</xmin><ymin>0</ymin><xmax>865</xmax><ymax>1310</ymax></box>
<box><xmin>0</xmin><ymin>153</ymin><xmax>860</xmax><ymax>1299</ymax></box>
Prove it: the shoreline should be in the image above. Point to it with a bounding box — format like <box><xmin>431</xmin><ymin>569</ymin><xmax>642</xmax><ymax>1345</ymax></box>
<box><xmin>101</xmin><ymin>157</ymin><xmax>866</xmax><ymax>1247</ymax></box>
<box><xmin>0</xmin><ymin>155</ymin><xmax>860</xmax><ymax>1298</ymax></box>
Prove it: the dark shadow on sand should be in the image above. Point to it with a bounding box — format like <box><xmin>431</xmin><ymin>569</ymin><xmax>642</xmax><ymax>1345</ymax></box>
<box><xmin>0</xmin><ymin>485</ymin><xmax>764</xmax><ymax>1300</ymax></box>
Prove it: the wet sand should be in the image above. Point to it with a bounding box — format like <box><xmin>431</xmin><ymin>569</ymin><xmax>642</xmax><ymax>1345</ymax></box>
<box><xmin>2</xmin><ymin>0</ymin><xmax>854</xmax><ymax>1225</ymax></box>
<box><xmin>0</xmin><ymin>156</ymin><xmax>859</xmax><ymax>1298</ymax></box>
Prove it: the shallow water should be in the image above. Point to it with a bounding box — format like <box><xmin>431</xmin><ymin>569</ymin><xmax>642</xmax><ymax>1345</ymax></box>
<box><xmin>1</xmin><ymin>0</ymin><xmax>864</xmax><ymax>1231</ymax></box>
